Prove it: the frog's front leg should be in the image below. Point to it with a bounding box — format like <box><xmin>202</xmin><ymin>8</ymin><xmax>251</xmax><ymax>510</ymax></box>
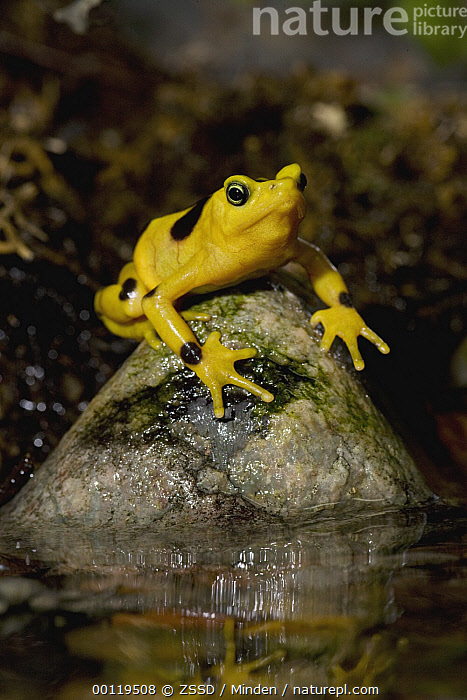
<box><xmin>295</xmin><ymin>239</ymin><xmax>390</xmax><ymax>370</ymax></box>
<box><xmin>141</xmin><ymin>258</ymin><xmax>273</xmax><ymax>418</ymax></box>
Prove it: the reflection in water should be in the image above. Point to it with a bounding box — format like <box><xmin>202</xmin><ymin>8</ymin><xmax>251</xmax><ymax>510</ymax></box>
<box><xmin>62</xmin><ymin>614</ymin><xmax>399</xmax><ymax>698</ymax></box>
<box><xmin>0</xmin><ymin>509</ymin><xmax>465</xmax><ymax>699</ymax></box>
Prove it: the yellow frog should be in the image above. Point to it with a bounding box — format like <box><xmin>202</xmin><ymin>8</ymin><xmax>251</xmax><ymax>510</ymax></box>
<box><xmin>95</xmin><ymin>164</ymin><xmax>389</xmax><ymax>417</ymax></box>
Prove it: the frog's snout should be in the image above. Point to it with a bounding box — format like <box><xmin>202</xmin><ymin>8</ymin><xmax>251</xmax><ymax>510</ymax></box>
<box><xmin>275</xmin><ymin>163</ymin><xmax>307</xmax><ymax>192</ymax></box>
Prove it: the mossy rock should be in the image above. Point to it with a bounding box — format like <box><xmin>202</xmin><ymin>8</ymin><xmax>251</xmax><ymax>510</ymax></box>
<box><xmin>0</xmin><ymin>280</ymin><xmax>432</xmax><ymax>529</ymax></box>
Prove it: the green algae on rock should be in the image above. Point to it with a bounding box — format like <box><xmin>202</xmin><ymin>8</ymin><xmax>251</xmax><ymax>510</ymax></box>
<box><xmin>0</xmin><ymin>282</ymin><xmax>432</xmax><ymax>528</ymax></box>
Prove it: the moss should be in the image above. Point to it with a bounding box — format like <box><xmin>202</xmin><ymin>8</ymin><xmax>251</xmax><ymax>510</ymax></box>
<box><xmin>246</xmin><ymin>357</ymin><xmax>332</xmax><ymax>421</ymax></box>
<box><xmin>79</xmin><ymin>350</ymin><xmax>338</xmax><ymax>451</ymax></box>
<box><xmin>338</xmin><ymin>381</ymin><xmax>382</xmax><ymax>436</ymax></box>
<box><xmin>79</xmin><ymin>367</ymin><xmax>207</xmax><ymax>448</ymax></box>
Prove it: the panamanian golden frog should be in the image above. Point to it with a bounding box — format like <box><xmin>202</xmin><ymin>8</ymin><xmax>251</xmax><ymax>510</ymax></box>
<box><xmin>95</xmin><ymin>164</ymin><xmax>389</xmax><ymax>417</ymax></box>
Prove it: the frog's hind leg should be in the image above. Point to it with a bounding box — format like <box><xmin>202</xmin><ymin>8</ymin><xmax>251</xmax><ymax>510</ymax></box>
<box><xmin>101</xmin><ymin>315</ymin><xmax>161</xmax><ymax>349</ymax></box>
<box><xmin>95</xmin><ymin>262</ymin><xmax>211</xmax><ymax>350</ymax></box>
<box><xmin>95</xmin><ymin>262</ymin><xmax>162</xmax><ymax>348</ymax></box>
<box><xmin>95</xmin><ymin>262</ymin><xmax>148</xmax><ymax>322</ymax></box>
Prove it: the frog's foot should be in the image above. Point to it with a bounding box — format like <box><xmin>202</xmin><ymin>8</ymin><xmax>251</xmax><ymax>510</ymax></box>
<box><xmin>214</xmin><ymin>619</ymin><xmax>285</xmax><ymax>685</ymax></box>
<box><xmin>332</xmin><ymin>634</ymin><xmax>395</xmax><ymax>687</ymax></box>
<box><xmin>310</xmin><ymin>307</ymin><xmax>390</xmax><ymax>371</ymax></box>
<box><xmin>187</xmin><ymin>331</ymin><xmax>274</xmax><ymax>418</ymax></box>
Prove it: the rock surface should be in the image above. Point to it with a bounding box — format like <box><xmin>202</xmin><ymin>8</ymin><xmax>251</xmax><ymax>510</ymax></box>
<box><xmin>0</xmin><ymin>280</ymin><xmax>432</xmax><ymax>528</ymax></box>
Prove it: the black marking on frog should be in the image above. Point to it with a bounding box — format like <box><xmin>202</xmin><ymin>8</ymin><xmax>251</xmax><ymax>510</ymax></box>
<box><xmin>180</xmin><ymin>342</ymin><xmax>202</xmax><ymax>365</ymax></box>
<box><xmin>171</xmin><ymin>196</ymin><xmax>211</xmax><ymax>241</ymax></box>
<box><xmin>119</xmin><ymin>278</ymin><xmax>138</xmax><ymax>301</ymax></box>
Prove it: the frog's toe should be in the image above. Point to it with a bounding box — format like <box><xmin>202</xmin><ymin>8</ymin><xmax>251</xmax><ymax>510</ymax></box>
<box><xmin>211</xmin><ymin>387</ymin><xmax>225</xmax><ymax>418</ymax></box>
<box><xmin>143</xmin><ymin>327</ymin><xmax>162</xmax><ymax>349</ymax></box>
<box><xmin>181</xmin><ymin>310</ymin><xmax>211</xmax><ymax>322</ymax></box>
<box><xmin>310</xmin><ymin>310</ymin><xmax>324</xmax><ymax>328</ymax></box>
<box><xmin>232</xmin><ymin>372</ymin><xmax>274</xmax><ymax>403</ymax></box>
<box><xmin>352</xmin><ymin>355</ymin><xmax>365</xmax><ymax>371</ymax></box>
<box><xmin>311</xmin><ymin>313</ymin><xmax>337</xmax><ymax>351</ymax></box>
<box><xmin>361</xmin><ymin>326</ymin><xmax>390</xmax><ymax>354</ymax></box>
<box><xmin>344</xmin><ymin>336</ymin><xmax>365</xmax><ymax>370</ymax></box>
<box><xmin>319</xmin><ymin>329</ymin><xmax>335</xmax><ymax>353</ymax></box>
<box><xmin>204</xmin><ymin>330</ymin><xmax>222</xmax><ymax>346</ymax></box>
<box><xmin>233</xmin><ymin>346</ymin><xmax>258</xmax><ymax>361</ymax></box>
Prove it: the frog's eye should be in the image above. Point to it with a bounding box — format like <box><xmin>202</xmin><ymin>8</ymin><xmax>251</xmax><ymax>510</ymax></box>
<box><xmin>298</xmin><ymin>173</ymin><xmax>307</xmax><ymax>192</ymax></box>
<box><xmin>226</xmin><ymin>182</ymin><xmax>250</xmax><ymax>206</ymax></box>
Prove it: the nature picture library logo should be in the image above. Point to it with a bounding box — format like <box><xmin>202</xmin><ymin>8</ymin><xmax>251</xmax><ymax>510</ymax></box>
<box><xmin>252</xmin><ymin>1</ymin><xmax>467</xmax><ymax>39</ymax></box>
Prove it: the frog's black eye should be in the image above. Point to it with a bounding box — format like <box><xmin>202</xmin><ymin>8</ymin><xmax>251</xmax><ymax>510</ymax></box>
<box><xmin>298</xmin><ymin>173</ymin><xmax>307</xmax><ymax>192</ymax></box>
<box><xmin>226</xmin><ymin>182</ymin><xmax>250</xmax><ymax>206</ymax></box>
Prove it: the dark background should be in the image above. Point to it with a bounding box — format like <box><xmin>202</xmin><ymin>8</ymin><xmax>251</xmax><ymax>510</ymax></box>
<box><xmin>0</xmin><ymin>0</ymin><xmax>465</xmax><ymax>503</ymax></box>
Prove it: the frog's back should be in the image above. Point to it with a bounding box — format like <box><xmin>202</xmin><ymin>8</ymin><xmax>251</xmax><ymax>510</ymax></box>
<box><xmin>134</xmin><ymin>204</ymin><xmax>204</xmax><ymax>289</ymax></box>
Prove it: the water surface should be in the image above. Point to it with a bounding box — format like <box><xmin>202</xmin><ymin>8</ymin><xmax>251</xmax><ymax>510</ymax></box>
<box><xmin>0</xmin><ymin>508</ymin><xmax>465</xmax><ymax>699</ymax></box>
